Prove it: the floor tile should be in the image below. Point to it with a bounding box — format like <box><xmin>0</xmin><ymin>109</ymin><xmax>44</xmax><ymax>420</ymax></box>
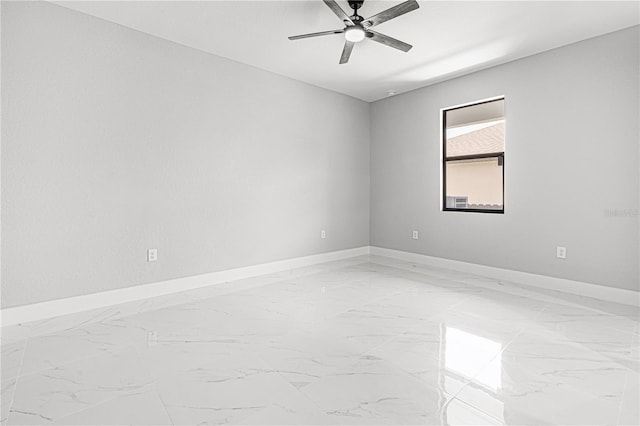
<box><xmin>261</xmin><ymin>330</ymin><xmax>363</xmax><ymax>381</ymax></box>
<box><xmin>454</xmin><ymin>330</ymin><xmax>631</xmax><ymax>425</ymax></box>
<box><xmin>7</xmin><ymin>349</ymin><xmax>153</xmax><ymax>424</ymax></box>
<box><xmin>440</xmin><ymin>397</ymin><xmax>505</xmax><ymax>425</ymax></box>
<box><xmin>18</xmin><ymin>320</ymin><xmax>146</xmax><ymax>376</ymax></box>
<box><xmin>50</xmin><ymin>390</ymin><xmax>172</xmax><ymax>425</ymax></box>
<box><xmin>1</xmin><ymin>256</ymin><xmax>637</xmax><ymax>425</ymax></box>
<box><xmin>300</xmin><ymin>355</ymin><xmax>450</xmax><ymax>425</ymax></box>
<box><xmin>154</xmin><ymin>352</ymin><xmax>325</xmax><ymax>425</ymax></box>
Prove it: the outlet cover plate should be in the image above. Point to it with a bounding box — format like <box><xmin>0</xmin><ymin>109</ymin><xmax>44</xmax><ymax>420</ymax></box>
<box><xmin>556</xmin><ymin>246</ymin><xmax>567</xmax><ymax>259</ymax></box>
<box><xmin>148</xmin><ymin>248</ymin><xmax>158</xmax><ymax>262</ymax></box>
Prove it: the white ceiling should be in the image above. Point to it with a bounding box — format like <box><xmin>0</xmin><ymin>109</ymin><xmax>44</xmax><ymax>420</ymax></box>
<box><xmin>54</xmin><ymin>1</ymin><xmax>639</xmax><ymax>102</ymax></box>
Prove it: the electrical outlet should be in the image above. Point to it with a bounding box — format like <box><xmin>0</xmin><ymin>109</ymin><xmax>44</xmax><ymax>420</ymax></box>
<box><xmin>147</xmin><ymin>248</ymin><xmax>158</xmax><ymax>262</ymax></box>
<box><xmin>321</xmin><ymin>230</ymin><xmax>326</xmax><ymax>239</ymax></box>
<box><xmin>556</xmin><ymin>246</ymin><xmax>567</xmax><ymax>259</ymax></box>
<box><xmin>412</xmin><ymin>230</ymin><xmax>419</xmax><ymax>240</ymax></box>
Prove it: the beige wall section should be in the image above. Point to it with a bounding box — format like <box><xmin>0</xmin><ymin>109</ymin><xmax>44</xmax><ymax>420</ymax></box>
<box><xmin>1</xmin><ymin>2</ymin><xmax>370</xmax><ymax>308</ymax></box>
<box><xmin>371</xmin><ymin>26</ymin><xmax>639</xmax><ymax>292</ymax></box>
<box><xmin>446</xmin><ymin>160</ymin><xmax>503</xmax><ymax>206</ymax></box>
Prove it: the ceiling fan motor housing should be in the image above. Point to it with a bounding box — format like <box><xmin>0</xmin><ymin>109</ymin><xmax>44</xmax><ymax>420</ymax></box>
<box><xmin>347</xmin><ymin>1</ymin><xmax>364</xmax><ymax>11</ymax></box>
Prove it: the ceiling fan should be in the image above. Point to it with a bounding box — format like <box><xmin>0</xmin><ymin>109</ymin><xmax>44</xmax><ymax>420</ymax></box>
<box><xmin>288</xmin><ymin>0</ymin><xmax>419</xmax><ymax>64</ymax></box>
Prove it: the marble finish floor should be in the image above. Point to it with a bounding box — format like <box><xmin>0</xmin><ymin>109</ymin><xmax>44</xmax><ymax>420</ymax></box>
<box><xmin>1</xmin><ymin>255</ymin><xmax>638</xmax><ymax>425</ymax></box>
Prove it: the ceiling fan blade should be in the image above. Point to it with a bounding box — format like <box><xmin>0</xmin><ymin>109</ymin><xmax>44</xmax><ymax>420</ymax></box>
<box><xmin>339</xmin><ymin>40</ymin><xmax>355</xmax><ymax>64</ymax></box>
<box><xmin>288</xmin><ymin>29</ymin><xmax>345</xmax><ymax>40</ymax></box>
<box><xmin>367</xmin><ymin>30</ymin><xmax>412</xmax><ymax>52</ymax></box>
<box><xmin>323</xmin><ymin>0</ymin><xmax>354</xmax><ymax>25</ymax></box>
<box><xmin>363</xmin><ymin>0</ymin><xmax>419</xmax><ymax>28</ymax></box>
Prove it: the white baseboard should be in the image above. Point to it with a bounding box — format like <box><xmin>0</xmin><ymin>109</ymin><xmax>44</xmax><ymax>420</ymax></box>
<box><xmin>370</xmin><ymin>246</ymin><xmax>640</xmax><ymax>307</ymax></box>
<box><xmin>0</xmin><ymin>246</ymin><xmax>370</xmax><ymax>327</ymax></box>
<box><xmin>3</xmin><ymin>245</ymin><xmax>637</xmax><ymax>327</ymax></box>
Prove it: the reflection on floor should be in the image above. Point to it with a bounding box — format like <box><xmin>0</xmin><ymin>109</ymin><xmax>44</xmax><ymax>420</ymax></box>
<box><xmin>1</xmin><ymin>255</ymin><xmax>638</xmax><ymax>425</ymax></box>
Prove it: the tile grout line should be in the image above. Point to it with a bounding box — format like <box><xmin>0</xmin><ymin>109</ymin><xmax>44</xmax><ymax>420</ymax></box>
<box><xmin>4</xmin><ymin>336</ymin><xmax>30</xmax><ymax>426</ymax></box>
<box><xmin>615</xmin><ymin>331</ymin><xmax>638</xmax><ymax>426</ymax></box>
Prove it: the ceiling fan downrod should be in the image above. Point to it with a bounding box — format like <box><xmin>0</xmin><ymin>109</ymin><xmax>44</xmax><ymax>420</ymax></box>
<box><xmin>347</xmin><ymin>0</ymin><xmax>365</xmax><ymax>22</ymax></box>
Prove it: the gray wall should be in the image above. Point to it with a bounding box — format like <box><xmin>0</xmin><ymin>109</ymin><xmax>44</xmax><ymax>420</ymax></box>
<box><xmin>371</xmin><ymin>26</ymin><xmax>639</xmax><ymax>292</ymax></box>
<box><xmin>1</xmin><ymin>1</ymin><xmax>370</xmax><ymax>308</ymax></box>
<box><xmin>3</xmin><ymin>2</ymin><xmax>638</xmax><ymax>310</ymax></box>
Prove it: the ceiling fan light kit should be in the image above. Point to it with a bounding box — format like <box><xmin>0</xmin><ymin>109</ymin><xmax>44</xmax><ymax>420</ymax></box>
<box><xmin>345</xmin><ymin>26</ymin><xmax>366</xmax><ymax>42</ymax></box>
<box><xmin>288</xmin><ymin>0</ymin><xmax>419</xmax><ymax>64</ymax></box>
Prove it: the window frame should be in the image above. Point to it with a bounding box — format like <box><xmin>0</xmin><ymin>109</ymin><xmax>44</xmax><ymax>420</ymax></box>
<box><xmin>442</xmin><ymin>98</ymin><xmax>505</xmax><ymax>214</ymax></box>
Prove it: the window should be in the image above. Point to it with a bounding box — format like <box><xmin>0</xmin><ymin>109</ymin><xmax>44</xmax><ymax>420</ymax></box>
<box><xmin>443</xmin><ymin>98</ymin><xmax>504</xmax><ymax>213</ymax></box>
